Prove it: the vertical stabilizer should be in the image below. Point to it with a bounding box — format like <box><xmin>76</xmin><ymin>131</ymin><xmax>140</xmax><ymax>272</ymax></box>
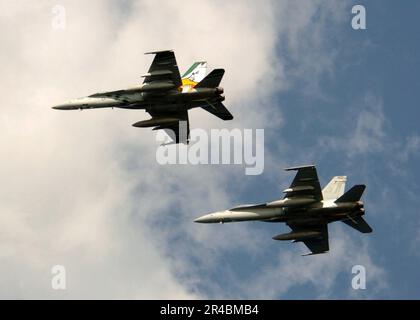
<box><xmin>195</xmin><ymin>69</ymin><xmax>225</xmax><ymax>88</ymax></box>
<box><xmin>182</xmin><ymin>62</ymin><xmax>207</xmax><ymax>89</ymax></box>
<box><xmin>322</xmin><ymin>176</ymin><xmax>347</xmax><ymax>200</ymax></box>
<box><xmin>335</xmin><ymin>185</ymin><xmax>366</xmax><ymax>203</ymax></box>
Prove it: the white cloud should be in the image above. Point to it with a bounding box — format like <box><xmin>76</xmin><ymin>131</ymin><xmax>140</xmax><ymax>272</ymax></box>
<box><xmin>0</xmin><ymin>0</ymin><xmax>284</xmax><ymax>299</ymax></box>
<box><xmin>226</xmin><ymin>226</ymin><xmax>387</xmax><ymax>299</ymax></box>
<box><xmin>316</xmin><ymin>93</ymin><xmax>386</xmax><ymax>158</ymax></box>
<box><xmin>0</xmin><ymin>0</ymin><xmax>386</xmax><ymax>299</ymax></box>
<box><xmin>348</xmin><ymin>94</ymin><xmax>386</xmax><ymax>156</ymax></box>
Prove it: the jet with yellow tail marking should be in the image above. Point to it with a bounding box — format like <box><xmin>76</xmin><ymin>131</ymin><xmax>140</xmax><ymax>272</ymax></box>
<box><xmin>52</xmin><ymin>50</ymin><xmax>233</xmax><ymax>144</ymax></box>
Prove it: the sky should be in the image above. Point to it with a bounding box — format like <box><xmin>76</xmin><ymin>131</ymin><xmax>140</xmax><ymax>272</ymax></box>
<box><xmin>0</xmin><ymin>0</ymin><xmax>419</xmax><ymax>299</ymax></box>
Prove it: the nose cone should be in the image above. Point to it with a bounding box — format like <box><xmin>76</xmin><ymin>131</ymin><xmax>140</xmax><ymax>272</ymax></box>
<box><xmin>194</xmin><ymin>211</ymin><xmax>228</xmax><ymax>223</ymax></box>
<box><xmin>194</xmin><ymin>214</ymin><xmax>214</xmax><ymax>223</ymax></box>
<box><xmin>52</xmin><ymin>101</ymin><xmax>79</xmax><ymax>110</ymax></box>
<box><xmin>52</xmin><ymin>104</ymin><xmax>65</xmax><ymax>110</ymax></box>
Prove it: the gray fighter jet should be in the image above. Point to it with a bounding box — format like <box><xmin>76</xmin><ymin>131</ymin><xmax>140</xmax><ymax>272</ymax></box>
<box><xmin>52</xmin><ymin>50</ymin><xmax>232</xmax><ymax>143</ymax></box>
<box><xmin>194</xmin><ymin>165</ymin><xmax>372</xmax><ymax>255</ymax></box>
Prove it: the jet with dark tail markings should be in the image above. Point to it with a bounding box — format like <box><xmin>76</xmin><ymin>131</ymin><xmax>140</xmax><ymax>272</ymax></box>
<box><xmin>52</xmin><ymin>50</ymin><xmax>233</xmax><ymax>144</ymax></box>
<box><xmin>194</xmin><ymin>165</ymin><xmax>372</xmax><ymax>255</ymax></box>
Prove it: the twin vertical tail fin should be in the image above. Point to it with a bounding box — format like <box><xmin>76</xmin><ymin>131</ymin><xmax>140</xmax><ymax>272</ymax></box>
<box><xmin>322</xmin><ymin>176</ymin><xmax>347</xmax><ymax>200</ymax></box>
<box><xmin>335</xmin><ymin>185</ymin><xmax>366</xmax><ymax>203</ymax></box>
<box><xmin>181</xmin><ymin>63</ymin><xmax>225</xmax><ymax>89</ymax></box>
<box><xmin>336</xmin><ymin>184</ymin><xmax>373</xmax><ymax>233</ymax></box>
<box><xmin>195</xmin><ymin>69</ymin><xmax>225</xmax><ymax>88</ymax></box>
<box><xmin>182</xmin><ymin>62</ymin><xmax>208</xmax><ymax>87</ymax></box>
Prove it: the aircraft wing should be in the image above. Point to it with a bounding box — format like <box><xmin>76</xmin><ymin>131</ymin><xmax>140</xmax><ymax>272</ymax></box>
<box><xmin>284</xmin><ymin>165</ymin><xmax>323</xmax><ymax>201</ymax></box>
<box><xmin>342</xmin><ymin>216</ymin><xmax>373</xmax><ymax>233</ymax></box>
<box><xmin>148</xmin><ymin>109</ymin><xmax>190</xmax><ymax>144</ymax></box>
<box><xmin>86</xmin><ymin>50</ymin><xmax>181</xmax><ymax>100</ymax></box>
<box><xmin>288</xmin><ymin>223</ymin><xmax>329</xmax><ymax>255</ymax></box>
<box><xmin>143</xmin><ymin>50</ymin><xmax>182</xmax><ymax>89</ymax></box>
<box><xmin>200</xmin><ymin>101</ymin><xmax>233</xmax><ymax>120</ymax></box>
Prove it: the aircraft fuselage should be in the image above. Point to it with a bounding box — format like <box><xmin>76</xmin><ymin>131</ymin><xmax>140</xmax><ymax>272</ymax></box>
<box><xmin>52</xmin><ymin>86</ymin><xmax>224</xmax><ymax>111</ymax></box>
<box><xmin>194</xmin><ymin>199</ymin><xmax>365</xmax><ymax>225</ymax></box>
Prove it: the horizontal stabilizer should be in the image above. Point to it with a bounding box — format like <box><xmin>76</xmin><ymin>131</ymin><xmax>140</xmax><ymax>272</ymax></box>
<box><xmin>195</xmin><ymin>69</ymin><xmax>225</xmax><ymax>88</ymax></box>
<box><xmin>335</xmin><ymin>185</ymin><xmax>366</xmax><ymax>203</ymax></box>
<box><xmin>342</xmin><ymin>216</ymin><xmax>373</xmax><ymax>233</ymax></box>
<box><xmin>201</xmin><ymin>101</ymin><xmax>233</xmax><ymax>120</ymax></box>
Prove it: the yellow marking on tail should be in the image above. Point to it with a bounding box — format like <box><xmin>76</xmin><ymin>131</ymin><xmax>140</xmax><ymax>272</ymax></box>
<box><xmin>182</xmin><ymin>78</ymin><xmax>198</xmax><ymax>87</ymax></box>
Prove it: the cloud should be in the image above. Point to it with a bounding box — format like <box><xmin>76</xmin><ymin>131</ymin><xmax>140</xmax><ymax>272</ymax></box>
<box><xmin>240</xmin><ymin>227</ymin><xmax>387</xmax><ymax>299</ymax></box>
<box><xmin>275</xmin><ymin>0</ymin><xmax>348</xmax><ymax>96</ymax></box>
<box><xmin>0</xmin><ymin>0</ymin><xmax>387</xmax><ymax>299</ymax></box>
<box><xmin>0</xmin><ymin>0</ymin><xmax>285</xmax><ymax>299</ymax></box>
<box><xmin>316</xmin><ymin>93</ymin><xmax>386</xmax><ymax>158</ymax></box>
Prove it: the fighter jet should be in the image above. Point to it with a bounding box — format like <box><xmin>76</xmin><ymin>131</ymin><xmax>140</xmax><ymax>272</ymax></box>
<box><xmin>52</xmin><ymin>50</ymin><xmax>233</xmax><ymax>144</ymax></box>
<box><xmin>194</xmin><ymin>165</ymin><xmax>372</xmax><ymax>255</ymax></box>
